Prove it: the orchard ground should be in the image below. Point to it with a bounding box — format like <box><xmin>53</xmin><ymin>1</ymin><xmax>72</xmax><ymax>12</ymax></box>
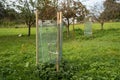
<box><xmin>0</xmin><ymin>22</ymin><xmax>120</xmax><ymax>79</ymax></box>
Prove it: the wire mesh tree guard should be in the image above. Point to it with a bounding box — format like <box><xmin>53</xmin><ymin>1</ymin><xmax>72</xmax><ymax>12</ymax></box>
<box><xmin>84</xmin><ymin>14</ymin><xmax>93</xmax><ymax>37</ymax></box>
<box><xmin>36</xmin><ymin>10</ymin><xmax>62</xmax><ymax>71</ymax></box>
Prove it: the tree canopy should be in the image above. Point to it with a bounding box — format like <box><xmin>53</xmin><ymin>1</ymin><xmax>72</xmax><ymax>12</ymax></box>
<box><xmin>101</xmin><ymin>0</ymin><xmax>120</xmax><ymax>21</ymax></box>
<box><xmin>60</xmin><ymin>0</ymin><xmax>88</xmax><ymax>36</ymax></box>
<box><xmin>15</xmin><ymin>0</ymin><xmax>36</xmax><ymax>36</ymax></box>
<box><xmin>0</xmin><ymin>1</ymin><xmax>6</xmax><ymax>20</ymax></box>
<box><xmin>37</xmin><ymin>0</ymin><xmax>57</xmax><ymax>20</ymax></box>
<box><xmin>0</xmin><ymin>0</ymin><xmax>18</xmax><ymax>21</ymax></box>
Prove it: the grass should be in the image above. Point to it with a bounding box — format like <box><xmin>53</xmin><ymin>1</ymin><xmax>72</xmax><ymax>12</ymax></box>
<box><xmin>0</xmin><ymin>22</ymin><xmax>120</xmax><ymax>79</ymax></box>
<box><xmin>63</xmin><ymin>28</ymin><xmax>120</xmax><ymax>79</ymax></box>
<box><xmin>70</xmin><ymin>22</ymin><xmax>120</xmax><ymax>30</ymax></box>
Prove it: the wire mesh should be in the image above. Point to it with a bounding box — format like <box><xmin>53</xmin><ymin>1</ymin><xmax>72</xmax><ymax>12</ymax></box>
<box><xmin>36</xmin><ymin>0</ymin><xmax>63</xmax><ymax>64</ymax></box>
<box><xmin>38</xmin><ymin>19</ymin><xmax>62</xmax><ymax>63</ymax></box>
<box><xmin>39</xmin><ymin>20</ymin><xmax>56</xmax><ymax>63</ymax></box>
<box><xmin>84</xmin><ymin>16</ymin><xmax>92</xmax><ymax>37</ymax></box>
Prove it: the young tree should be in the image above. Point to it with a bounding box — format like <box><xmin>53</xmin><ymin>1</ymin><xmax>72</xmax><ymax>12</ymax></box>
<box><xmin>90</xmin><ymin>2</ymin><xmax>105</xmax><ymax>30</ymax></box>
<box><xmin>15</xmin><ymin>0</ymin><xmax>36</xmax><ymax>36</ymax></box>
<box><xmin>37</xmin><ymin>0</ymin><xmax>57</xmax><ymax>20</ymax></box>
<box><xmin>60</xmin><ymin>0</ymin><xmax>88</xmax><ymax>36</ymax></box>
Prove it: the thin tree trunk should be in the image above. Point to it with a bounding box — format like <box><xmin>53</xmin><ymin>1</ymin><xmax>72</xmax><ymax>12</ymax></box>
<box><xmin>67</xmin><ymin>18</ymin><xmax>70</xmax><ymax>37</ymax></box>
<box><xmin>67</xmin><ymin>25</ymin><xmax>69</xmax><ymax>37</ymax></box>
<box><xmin>72</xmin><ymin>17</ymin><xmax>75</xmax><ymax>38</ymax></box>
<box><xmin>73</xmin><ymin>18</ymin><xmax>75</xmax><ymax>31</ymax></box>
<box><xmin>66</xmin><ymin>25</ymin><xmax>70</xmax><ymax>38</ymax></box>
<box><xmin>28</xmin><ymin>25</ymin><xmax>31</xmax><ymax>36</ymax></box>
<box><xmin>101</xmin><ymin>21</ymin><xmax>104</xmax><ymax>30</ymax></box>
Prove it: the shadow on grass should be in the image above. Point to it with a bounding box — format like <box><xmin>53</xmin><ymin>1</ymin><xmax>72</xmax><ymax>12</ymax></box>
<box><xmin>0</xmin><ymin>34</ymin><xmax>36</xmax><ymax>41</ymax></box>
<box><xmin>93</xmin><ymin>28</ymin><xmax>120</xmax><ymax>38</ymax></box>
<box><xmin>63</xmin><ymin>28</ymin><xmax>120</xmax><ymax>41</ymax></box>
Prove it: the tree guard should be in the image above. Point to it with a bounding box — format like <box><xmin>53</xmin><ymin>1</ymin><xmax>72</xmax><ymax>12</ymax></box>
<box><xmin>84</xmin><ymin>15</ymin><xmax>93</xmax><ymax>37</ymax></box>
<box><xmin>36</xmin><ymin>11</ymin><xmax>62</xmax><ymax>71</ymax></box>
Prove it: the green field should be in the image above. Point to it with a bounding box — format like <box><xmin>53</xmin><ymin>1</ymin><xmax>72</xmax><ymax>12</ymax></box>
<box><xmin>0</xmin><ymin>22</ymin><xmax>120</xmax><ymax>79</ymax></box>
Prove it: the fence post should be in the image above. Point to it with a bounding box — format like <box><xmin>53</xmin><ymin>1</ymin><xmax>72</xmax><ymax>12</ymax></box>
<box><xmin>36</xmin><ymin>9</ymin><xmax>39</xmax><ymax>65</ymax></box>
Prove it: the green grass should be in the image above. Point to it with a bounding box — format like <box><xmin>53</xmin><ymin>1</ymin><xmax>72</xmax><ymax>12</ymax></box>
<box><xmin>70</xmin><ymin>22</ymin><xmax>120</xmax><ymax>30</ymax></box>
<box><xmin>0</xmin><ymin>22</ymin><xmax>120</xmax><ymax>79</ymax></box>
<box><xmin>0</xmin><ymin>28</ymin><xmax>36</xmax><ymax>36</ymax></box>
<box><xmin>63</xmin><ymin>28</ymin><xmax>120</xmax><ymax>79</ymax></box>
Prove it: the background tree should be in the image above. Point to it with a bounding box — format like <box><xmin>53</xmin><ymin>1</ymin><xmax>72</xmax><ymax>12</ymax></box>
<box><xmin>0</xmin><ymin>0</ymin><xmax>6</xmax><ymax>20</ymax></box>
<box><xmin>101</xmin><ymin>0</ymin><xmax>120</xmax><ymax>21</ymax></box>
<box><xmin>0</xmin><ymin>0</ymin><xmax>19</xmax><ymax>26</ymax></box>
<box><xmin>15</xmin><ymin>0</ymin><xmax>36</xmax><ymax>36</ymax></box>
<box><xmin>90</xmin><ymin>2</ymin><xmax>105</xmax><ymax>30</ymax></box>
<box><xmin>37</xmin><ymin>0</ymin><xmax>57</xmax><ymax>20</ymax></box>
<box><xmin>72</xmin><ymin>1</ymin><xmax>88</xmax><ymax>30</ymax></box>
<box><xmin>60</xmin><ymin>0</ymin><xmax>88</xmax><ymax>36</ymax></box>
<box><xmin>4</xmin><ymin>8</ymin><xmax>18</xmax><ymax>21</ymax></box>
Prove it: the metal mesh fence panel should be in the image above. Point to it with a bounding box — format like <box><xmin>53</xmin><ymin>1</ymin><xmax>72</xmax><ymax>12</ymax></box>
<box><xmin>38</xmin><ymin>19</ymin><xmax>62</xmax><ymax>63</ymax></box>
<box><xmin>84</xmin><ymin>16</ymin><xmax>92</xmax><ymax>37</ymax></box>
<box><xmin>39</xmin><ymin>20</ymin><xmax>57</xmax><ymax>63</ymax></box>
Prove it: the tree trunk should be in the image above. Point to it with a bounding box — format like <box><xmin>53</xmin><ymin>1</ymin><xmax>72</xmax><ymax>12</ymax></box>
<box><xmin>28</xmin><ymin>25</ymin><xmax>31</xmax><ymax>36</ymax></box>
<box><xmin>72</xmin><ymin>17</ymin><xmax>75</xmax><ymax>37</ymax></box>
<box><xmin>67</xmin><ymin>25</ymin><xmax>69</xmax><ymax>37</ymax></box>
<box><xmin>67</xmin><ymin>18</ymin><xmax>70</xmax><ymax>37</ymax></box>
<box><xmin>101</xmin><ymin>21</ymin><xmax>104</xmax><ymax>30</ymax></box>
<box><xmin>73</xmin><ymin>17</ymin><xmax>75</xmax><ymax>31</ymax></box>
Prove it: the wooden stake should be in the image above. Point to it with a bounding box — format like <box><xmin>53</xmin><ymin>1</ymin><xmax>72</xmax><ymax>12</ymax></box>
<box><xmin>60</xmin><ymin>12</ymin><xmax>62</xmax><ymax>24</ymax></box>
<box><xmin>56</xmin><ymin>12</ymin><xmax>62</xmax><ymax>72</ymax></box>
<box><xmin>60</xmin><ymin>12</ymin><xmax>62</xmax><ymax>59</ymax></box>
<box><xmin>36</xmin><ymin>9</ymin><xmax>39</xmax><ymax>65</ymax></box>
<box><xmin>56</xmin><ymin>12</ymin><xmax>59</xmax><ymax>72</ymax></box>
